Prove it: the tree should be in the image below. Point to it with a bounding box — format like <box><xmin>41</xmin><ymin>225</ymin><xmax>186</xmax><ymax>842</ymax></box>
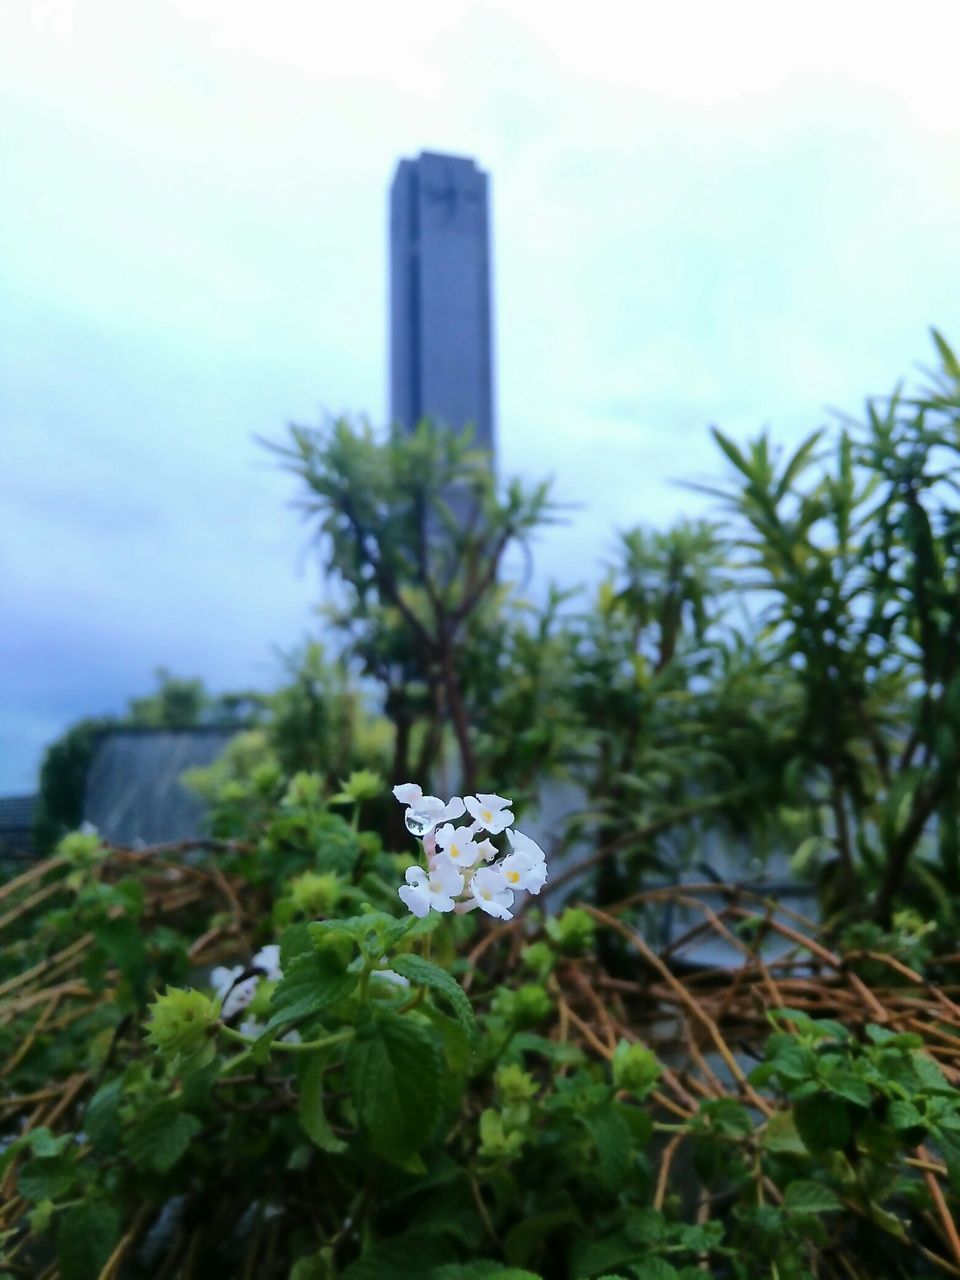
<box><xmin>265</xmin><ymin>418</ymin><xmax>557</xmax><ymax>796</ymax></box>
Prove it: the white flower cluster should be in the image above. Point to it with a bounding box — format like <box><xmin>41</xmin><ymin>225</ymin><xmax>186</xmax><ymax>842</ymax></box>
<box><xmin>211</xmin><ymin>943</ymin><xmax>283</xmax><ymax>1021</ymax></box>
<box><xmin>393</xmin><ymin>783</ymin><xmax>547</xmax><ymax>922</ymax></box>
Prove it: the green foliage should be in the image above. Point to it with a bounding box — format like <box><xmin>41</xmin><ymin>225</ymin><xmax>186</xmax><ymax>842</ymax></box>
<box><xmin>9</xmin><ymin>332</ymin><xmax>960</xmax><ymax>1277</ymax></box>
<box><xmin>546</xmin><ymin>907</ymin><xmax>597</xmax><ymax>955</ymax></box>
<box><xmin>5</xmin><ymin>772</ymin><xmax>960</xmax><ymax>1280</ymax></box>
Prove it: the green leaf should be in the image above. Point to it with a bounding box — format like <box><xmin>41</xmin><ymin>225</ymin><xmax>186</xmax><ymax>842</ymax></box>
<box><xmin>581</xmin><ymin>1103</ymin><xmax>633</xmax><ymax>1188</ymax></box>
<box><xmin>93</xmin><ymin>915</ymin><xmax>147</xmax><ymax>990</ymax></box>
<box><xmin>289</xmin><ymin>1250</ymin><xmax>333</xmax><ymax>1280</ymax></box>
<box><xmin>887</xmin><ymin>1099</ymin><xmax>924</xmax><ymax>1131</ymax></box>
<box><xmin>628</xmin><ymin>1261</ymin><xmax>679</xmax><ymax>1280</ymax></box>
<box><xmin>298</xmin><ymin>1050</ymin><xmax>347</xmax><ymax>1153</ymax></box>
<box><xmin>432</xmin><ymin>1265</ymin><xmax>541</xmax><ymax>1280</ymax></box>
<box><xmin>794</xmin><ymin>1095</ymin><xmax>850</xmax><ymax>1152</ymax></box>
<box><xmin>911</xmin><ymin>1051</ymin><xmax>951</xmax><ymax>1091</ymax></box>
<box><xmin>266</xmin><ymin>947</ymin><xmax>357</xmax><ymax>1034</ymax></box>
<box><xmin>389</xmin><ymin>954</ymin><xmax>478</xmax><ymax>1045</ymax></box>
<box><xmin>58</xmin><ymin>1202</ymin><xmax>122</xmax><ymax>1280</ymax></box>
<box><xmin>570</xmin><ymin>1231</ymin><xmax>642</xmax><ymax>1279</ymax></box>
<box><xmin>783</xmin><ymin>1180</ymin><xmax>842</xmax><ymax>1215</ymax></box>
<box><xmin>18</xmin><ymin>1154</ymin><xmax>78</xmax><ymax>1203</ymax></box>
<box><xmin>84</xmin><ymin>1079</ymin><xmax>123</xmax><ymax>1151</ymax></box>
<box><xmin>932</xmin><ymin>328</ymin><xmax>960</xmax><ymax>381</ymax></box>
<box><xmin>826</xmin><ymin>1072</ymin><xmax>872</xmax><ymax>1109</ymax></box>
<box><xmin>125</xmin><ymin>1102</ymin><xmax>201</xmax><ymax>1173</ymax></box>
<box><xmin>503</xmin><ymin>1206</ymin><xmax>579</xmax><ymax>1266</ymax></box>
<box><xmin>346</xmin><ymin>1015</ymin><xmax>443</xmax><ymax>1165</ymax></box>
<box><xmin>762</xmin><ymin>1110</ymin><xmax>807</xmax><ymax>1156</ymax></box>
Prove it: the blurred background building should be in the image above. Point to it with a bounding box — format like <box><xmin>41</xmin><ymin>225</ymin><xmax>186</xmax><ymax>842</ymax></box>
<box><xmin>390</xmin><ymin>151</ymin><xmax>495</xmax><ymax>458</ymax></box>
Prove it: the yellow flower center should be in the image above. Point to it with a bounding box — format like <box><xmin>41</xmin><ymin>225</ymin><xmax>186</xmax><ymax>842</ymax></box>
<box><xmin>506</xmin><ymin>870</ymin><xmax>520</xmax><ymax>884</ymax></box>
<box><xmin>482</xmin><ymin>809</ymin><xmax>493</xmax><ymax>823</ymax></box>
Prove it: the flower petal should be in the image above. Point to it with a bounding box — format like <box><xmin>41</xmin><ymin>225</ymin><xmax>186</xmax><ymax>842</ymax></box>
<box><xmin>393</xmin><ymin>783</ymin><xmax>424</xmax><ymax>805</ymax></box>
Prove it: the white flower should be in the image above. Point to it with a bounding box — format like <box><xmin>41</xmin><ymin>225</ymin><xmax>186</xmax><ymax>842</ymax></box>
<box><xmin>393</xmin><ymin>783</ymin><xmax>466</xmax><ymax>836</ymax></box>
<box><xmin>475</xmin><ymin>837</ymin><xmax>498</xmax><ymax>862</ymax></box>
<box><xmin>464</xmin><ymin>792</ymin><xmax>514</xmax><ymax>835</ymax></box>
<box><xmin>500</xmin><ymin>850</ymin><xmax>548</xmax><ymax>895</ymax></box>
<box><xmin>252</xmin><ymin>944</ymin><xmax>283</xmax><ymax>982</ymax></box>
<box><xmin>211</xmin><ymin>964</ymin><xmax>243</xmax><ymax>996</ymax></box>
<box><xmin>211</xmin><ymin>965</ymin><xmax>259</xmax><ymax>1019</ymax></box>
<box><xmin>507</xmin><ymin>829</ymin><xmax>546</xmax><ymax>863</ymax></box>
<box><xmin>469</xmin><ymin>865</ymin><xmax>515</xmax><ymax>920</ymax></box>
<box><xmin>397</xmin><ymin>854</ymin><xmax>464</xmax><ymax>917</ymax></box>
<box><xmin>435</xmin><ymin>822</ymin><xmax>482</xmax><ymax>869</ymax></box>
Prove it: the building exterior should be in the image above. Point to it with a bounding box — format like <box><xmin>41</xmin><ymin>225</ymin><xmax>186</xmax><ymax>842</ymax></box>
<box><xmin>389</xmin><ymin>151</ymin><xmax>494</xmax><ymax>456</ymax></box>
<box><xmin>0</xmin><ymin>794</ymin><xmax>37</xmax><ymax>862</ymax></box>
<box><xmin>83</xmin><ymin>727</ymin><xmax>235</xmax><ymax>847</ymax></box>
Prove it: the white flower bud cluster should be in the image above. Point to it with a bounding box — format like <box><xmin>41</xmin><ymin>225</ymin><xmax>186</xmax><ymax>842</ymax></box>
<box><xmin>393</xmin><ymin>783</ymin><xmax>548</xmax><ymax>922</ymax></box>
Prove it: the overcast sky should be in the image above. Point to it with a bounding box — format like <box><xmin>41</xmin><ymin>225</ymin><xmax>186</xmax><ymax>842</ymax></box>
<box><xmin>3</xmin><ymin>0</ymin><xmax>960</xmax><ymax>791</ymax></box>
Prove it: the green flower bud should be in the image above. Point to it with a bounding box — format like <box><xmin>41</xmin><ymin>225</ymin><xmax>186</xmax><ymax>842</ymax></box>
<box><xmin>57</xmin><ymin>828</ymin><xmax>106</xmax><ymax>869</ymax></box>
<box><xmin>283</xmin><ymin>771</ymin><xmax>324</xmax><ymax>808</ymax></box>
<box><xmin>612</xmin><ymin>1039</ymin><xmax>661</xmax><ymax>1097</ymax></box>
<box><xmin>251</xmin><ymin>762</ymin><xmax>282</xmax><ymax>796</ymax></box>
<box><xmin>492</xmin><ymin>983</ymin><xmax>552</xmax><ymax>1028</ymax></box>
<box><xmin>545</xmin><ymin>907</ymin><xmax>596</xmax><ymax>955</ymax></box>
<box><xmin>287</xmin><ymin>870</ymin><xmax>343</xmax><ymax>918</ymax></box>
<box><xmin>330</xmin><ymin>769</ymin><xmax>382</xmax><ymax>805</ymax></box>
<box><xmin>521</xmin><ymin>940</ymin><xmax>555</xmax><ymax>980</ymax></box>
<box><xmin>496</xmin><ymin>1064</ymin><xmax>538</xmax><ymax>1104</ymax></box>
<box><xmin>478</xmin><ymin>1108</ymin><xmax>524</xmax><ymax>1160</ymax></box>
<box><xmin>146</xmin><ymin>988</ymin><xmax>220</xmax><ymax>1072</ymax></box>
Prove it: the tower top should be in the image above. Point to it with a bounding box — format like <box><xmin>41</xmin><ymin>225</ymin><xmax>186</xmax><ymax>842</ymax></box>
<box><xmin>389</xmin><ymin>151</ymin><xmax>495</xmax><ymax>456</ymax></box>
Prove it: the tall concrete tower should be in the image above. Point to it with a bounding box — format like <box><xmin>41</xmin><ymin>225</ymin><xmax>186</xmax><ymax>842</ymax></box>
<box><xmin>389</xmin><ymin>151</ymin><xmax>494</xmax><ymax>456</ymax></box>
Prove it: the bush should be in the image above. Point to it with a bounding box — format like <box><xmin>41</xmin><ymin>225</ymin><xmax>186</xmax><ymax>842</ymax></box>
<box><xmin>3</xmin><ymin>777</ymin><xmax>960</xmax><ymax>1278</ymax></box>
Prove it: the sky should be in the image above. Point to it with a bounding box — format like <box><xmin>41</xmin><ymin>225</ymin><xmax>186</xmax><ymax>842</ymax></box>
<box><xmin>3</xmin><ymin>0</ymin><xmax>960</xmax><ymax>791</ymax></box>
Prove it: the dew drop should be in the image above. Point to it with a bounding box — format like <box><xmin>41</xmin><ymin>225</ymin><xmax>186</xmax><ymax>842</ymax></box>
<box><xmin>405</xmin><ymin>808</ymin><xmax>434</xmax><ymax>837</ymax></box>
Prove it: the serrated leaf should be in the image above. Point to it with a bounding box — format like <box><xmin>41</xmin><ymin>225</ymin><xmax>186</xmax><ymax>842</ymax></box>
<box><xmin>18</xmin><ymin>1154</ymin><xmax>78</xmax><ymax>1203</ymax></box>
<box><xmin>346</xmin><ymin>1015</ymin><xmax>443</xmax><ymax>1165</ymax></box>
<box><xmin>266</xmin><ymin>947</ymin><xmax>357</xmax><ymax>1034</ymax></box>
<box><xmin>887</xmin><ymin>1099</ymin><xmax>924</xmax><ymax>1130</ymax></box>
<box><xmin>794</xmin><ymin>1095</ymin><xmax>850</xmax><ymax>1153</ymax></box>
<box><xmin>581</xmin><ymin>1103</ymin><xmax>633</xmax><ymax>1188</ymax></box>
<box><xmin>84</xmin><ymin>1079</ymin><xmax>123</xmax><ymax>1151</ymax></box>
<box><xmin>762</xmin><ymin>1110</ymin><xmax>808</xmax><ymax>1156</ymax></box>
<box><xmin>389</xmin><ymin>954</ymin><xmax>478</xmax><ymax>1045</ymax></box>
<box><xmin>58</xmin><ymin>1202</ymin><xmax>121</xmax><ymax>1280</ymax></box>
<box><xmin>298</xmin><ymin>1050</ymin><xmax>347</xmax><ymax>1153</ymax></box>
<box><xmin>629</xmin><ymin>1261</ymin><xmax>679</xmax><ymax>1280</ymax></box>
<box><xmin>826</xmin><ymin>1072</ymin><xmax>872</xmax><ymax>1109</ymax></box>
<box><xmin>280</xmin><ymin>921</ymin><xmax>314</xmax><ymax>967</ymax></box>
<box><xmin>783</xmin><ymin>1180</ymin><xmax>842</xmax><ymax>1214</ymax></box>
<box><xmin>125</xmin><ymin>1102</ymin><xmax>201</xmax><ymax>1173</ymax></box>
<box><xmin>911</xmin><ymin>1051</ymin><xmax>951</xmax><ymax>1091</ymax></box>
<box><xmin>570</xmin><ymin>1231</ymin><xmax>642</xmax><ymax>1279</ymax></box>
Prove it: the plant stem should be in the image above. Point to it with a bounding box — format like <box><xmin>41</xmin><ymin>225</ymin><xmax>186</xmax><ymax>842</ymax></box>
<box><xmin>220</xmin><ymin>1025</ymin><xmax>355</xmax><ymax>1055</ymax></box>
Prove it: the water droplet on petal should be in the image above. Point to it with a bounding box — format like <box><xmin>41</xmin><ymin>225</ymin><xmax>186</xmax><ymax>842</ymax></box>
<box><xmin>405</xmin><ymin>808</ymin><xmax>434</xmax><ymax>837</ymax></box>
